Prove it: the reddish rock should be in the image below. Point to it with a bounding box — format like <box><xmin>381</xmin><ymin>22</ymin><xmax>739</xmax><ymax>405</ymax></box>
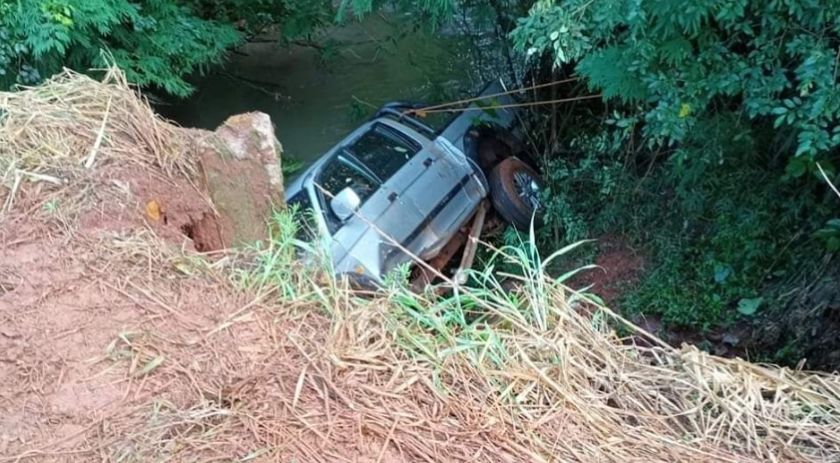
<box><xmin>196</xmin><ymin>112</ymin><xmax>285</xmax><ymax>250</ymax></box>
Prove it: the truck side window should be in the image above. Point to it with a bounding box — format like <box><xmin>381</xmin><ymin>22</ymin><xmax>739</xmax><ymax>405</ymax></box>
<box><xmin>316</xmin><ymin>154</ymin><xmax>379</xmax><ymax>233</ymax></box>
<box><xmin>348</xmin><ymin>124</ymin><xmax>420</xmax><ymax>182</ymax></box>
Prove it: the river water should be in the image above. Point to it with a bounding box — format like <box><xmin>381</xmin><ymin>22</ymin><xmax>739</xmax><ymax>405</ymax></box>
<box><xmin>159</xmin><ymin>15</ymin><xmax>482</xmax><ymax>169</ymax></box>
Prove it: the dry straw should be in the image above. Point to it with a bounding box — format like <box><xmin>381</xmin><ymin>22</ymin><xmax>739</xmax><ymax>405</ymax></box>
<box><xmin>40</xmin><ymin>234</ymin><xmax>839</xmax><ymax>462</ymax></box>
<box><xmin>0</xmin><ymin>67</ymin><xmax>195</xmax><ymax>213</ymax></box>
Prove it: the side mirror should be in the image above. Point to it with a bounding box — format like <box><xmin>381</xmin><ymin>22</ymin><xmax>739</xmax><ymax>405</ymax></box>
<box><xmin>330</xmin><ymin>187</ymin><xmax>361</xmax><ymax>222</ymax></box>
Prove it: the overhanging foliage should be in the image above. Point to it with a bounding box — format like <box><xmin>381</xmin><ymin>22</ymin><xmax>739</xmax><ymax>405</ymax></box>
<box><xmin>0</xmin><ymin>0</ymin><xmax>333</xmax><ymax>96</ymax></box>
<box><xmin>512</xmin><ymin>0</ymin><xmax>840</xmax><ymax>171</ymax></box>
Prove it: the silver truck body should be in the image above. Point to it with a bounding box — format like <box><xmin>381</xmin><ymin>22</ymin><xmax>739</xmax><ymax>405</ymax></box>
<box><xmin>285</xmin><ymin>81</ymin><xmax>517</xmax><ymax>286</ymax></box>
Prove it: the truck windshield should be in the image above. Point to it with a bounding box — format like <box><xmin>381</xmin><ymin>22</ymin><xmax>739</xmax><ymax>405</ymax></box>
<box><xmin>346</xmin><ymin>124</ymin><xmax>420</xmax><ymax>182</ymax></box>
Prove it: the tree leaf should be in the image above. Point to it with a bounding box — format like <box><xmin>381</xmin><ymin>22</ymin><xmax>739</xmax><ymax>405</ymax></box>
<box><xmin>737</xmin><ymin>297</ymin><xmax>763</xmax><ymax>316</ymax></box>
<box><xmin>785</xmin><ymin>158</ymin><xmax>807</xmax><ymax>178</ymax></box>
<box><xmin>714</xmin><ymin>264</ymin><xmax>732</xmax><ymax>283</ymax></box>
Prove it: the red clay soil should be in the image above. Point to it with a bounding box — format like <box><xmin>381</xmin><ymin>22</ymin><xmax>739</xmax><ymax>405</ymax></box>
<box><xmin>570</xmin><ymin>235</ymin><xmax>646</xmax><ymax>307</ymax></box>
<box><xmin>0</xmin><ymin>165</ymin><xmax>225</xmax><ymax>455</ymax></box>
<box><xmin>76</xmin><ymin>164</ymin><xmax>225</xmax><ymax>252</ymax></box>
<box><xmin>0</xmin><ymin>222</ymin><xmax>333</xmax><ymax>461</ymax></box>
<box><xmin>0</xmin><ymin>165</ymin><xmax>521</xmax><ymax>462</ymax></box>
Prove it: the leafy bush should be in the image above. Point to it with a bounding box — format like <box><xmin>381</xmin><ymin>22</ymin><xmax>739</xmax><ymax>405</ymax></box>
<box><xmin>0</xmin><ymin>0</ymin><xmax>238</xmax><ymax>95</ymax></box>
<box><xmin>626</xmin><ymin>168</ymin><xmax>826</xmax><ymax>329</ymax></box>
<box><xmin>539</xmin><ymin>132</ymin><xmax>626</xmax><ymax>246</ymax></box>
<box><xmin>0</xmin><ymin>0</ymin><xmax>333</xmax><ymax>96</ymax></box>
<box><xmin>816</xmin><ymin>219</ymin><xmax>840</xmax><ymax>251</ymax></box>
<box><xmin>512</xmin><ymin>0</ymin><xmax>840</xmax><ymax>168</ymax></box>
<box><xmin>506</xmin><ymin>0</ymin><xmax>840</xmax><ymax>337</ymax></box>
<box><xmin>540</xmin><ymin>120</ymin><xmax>833</xmax><ymax>330</ymax></box>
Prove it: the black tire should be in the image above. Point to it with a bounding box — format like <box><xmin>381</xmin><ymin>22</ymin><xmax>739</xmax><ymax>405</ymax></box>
<box><xmin>489</xmin><ymin>157</ymin><xmax>544</xmax><ymax>231</ymax></box>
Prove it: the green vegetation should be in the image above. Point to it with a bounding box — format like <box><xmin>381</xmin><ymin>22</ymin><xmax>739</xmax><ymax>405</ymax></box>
<box><xmin>346</xmin><ymin>0</ymin><xmax>839</xmax><ymax>359</ymax></box>
<box><xmin>0</xmin><ymin>0</ymin><xmax>332</xmax><ymax>96</ymax></box>
<box><xmin>512</xmin><ymin>0</ymin><xmax>840</xmax><ymax>164</ymax></box>
<box><xmin>507</xmin><ymin>0</ymin><xmax>839</xmax><ymax>356</ymax></box>
<box><xmin>533</xmin><ymin>126</ymin><xmax>834</xmax><ymax>331</ymax></box>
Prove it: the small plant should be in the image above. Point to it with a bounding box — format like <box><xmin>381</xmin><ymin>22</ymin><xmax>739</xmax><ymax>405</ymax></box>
<box><xmin>236</xmin><ymin>206</ymin><xmax>312</xmax><ymax>299</ymax></box>
<box><xmin>42</xmin><ymin>199</ymin><xmax>59</xmax><ymax>214</ymax></box>
<box><xmin>281</xmin><ymin>157</ymin><xmax>305</xmax><ymax>178</ymax></box>
<box><xmin>815</xmin><ymin>219</ymin><xmax>840</xmax><ymax>252</ymax></box>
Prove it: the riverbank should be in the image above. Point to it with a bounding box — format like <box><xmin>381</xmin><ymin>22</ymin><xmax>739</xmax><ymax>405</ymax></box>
<box><xmin>2</xmin><ymin>69</ymin><xmax>840</xmax><ymax>462</ymax></box>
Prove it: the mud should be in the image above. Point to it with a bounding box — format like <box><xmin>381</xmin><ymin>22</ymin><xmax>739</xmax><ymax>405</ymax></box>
<box><xmin>76</xmin><ymin>164</ymin><xmax>222</xmax><ymax>251</ymax></box>
<box><xmin>570</xmin><ymin>235</ymin><xmax>646</xmax><ymax>307</ymax></box>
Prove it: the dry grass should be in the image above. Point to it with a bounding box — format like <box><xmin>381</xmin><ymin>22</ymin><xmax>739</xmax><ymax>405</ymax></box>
<box><xmin>11</xmin><ymin>229</ymin><xmax>838</xmax><ymax>462</ymax></box>
<box><xmin>1</xmin><ymin>68</ymin><xmax>839</xmax><ymax>462</ymax></box>
<box><xmin>9</xmin><ymin>223</ymin><xmax>831</xmax><ymax>462</ymax></box>
<box><xmin>0</xmin><ymin>67</ymin><xmax>196</xmax><ymax>214</ymax></box>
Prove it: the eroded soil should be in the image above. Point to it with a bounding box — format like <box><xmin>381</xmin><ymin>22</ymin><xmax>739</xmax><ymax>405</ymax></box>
<box><xmin>570</xmin><ymin>235</ymin><xmax>646</xmax><ymax>307</ymax></box>
<box><xmin>0</xmin><ymin>164</ymin><xmax>516</xmax><ymax>462</ymax></box>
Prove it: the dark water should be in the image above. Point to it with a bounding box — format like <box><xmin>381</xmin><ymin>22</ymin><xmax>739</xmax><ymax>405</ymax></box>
<box><xmin>159</xmin><ymin>15</ymin><xmax>475</xmax><ymax>168</ymax></box>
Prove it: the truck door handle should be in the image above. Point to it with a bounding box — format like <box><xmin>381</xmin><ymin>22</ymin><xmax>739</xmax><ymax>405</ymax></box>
<box><xmin>388</xmin><ymin>192</ymin><xmax>398</xmax><ymax>202</ymax></box>
<box><xmin>423</xmin><ymin>157</ymin><xmax>434</xmax><ymax>167</ymax></box>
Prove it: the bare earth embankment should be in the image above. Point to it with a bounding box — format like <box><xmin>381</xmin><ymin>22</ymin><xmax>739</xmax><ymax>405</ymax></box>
<box><xmin>2</xmin><ymin>70</ymin><xmax>840</xmax><ymax>462</ymax></box>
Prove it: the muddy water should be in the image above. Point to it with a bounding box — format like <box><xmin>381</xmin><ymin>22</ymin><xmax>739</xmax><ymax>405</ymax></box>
<box><xmin>160</xmin><ymin>15</ymin><xmax>475</xmax><ymax>170</ymax></box>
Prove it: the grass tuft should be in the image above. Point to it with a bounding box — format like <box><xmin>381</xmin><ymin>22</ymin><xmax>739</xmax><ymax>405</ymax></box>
<box><xmin>244</xmin><ymin>208</ymin><xmax>840</xmax><ymax>461</ymax></box>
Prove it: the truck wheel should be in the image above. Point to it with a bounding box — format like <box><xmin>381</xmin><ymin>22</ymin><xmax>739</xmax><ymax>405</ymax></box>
<box><xmin>489</xmin><ymin>157</ymin><xmax>544</xmax><ymax>231</ymax></box>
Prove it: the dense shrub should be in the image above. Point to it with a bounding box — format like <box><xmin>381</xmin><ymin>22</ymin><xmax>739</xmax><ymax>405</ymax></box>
<box><xmin>506</xmin><ymin>0</ymin><xmax>839</xmax><ymax>333</ymax></box>
<box><xmin>0</xmin><ymin>0</ymin><xmax>332</xmax><ymax>96</ymax></box>
<box><xmin>512</xmin><ymin>0</ymin><xmax>840</xmax><ymax>167</ymax></box>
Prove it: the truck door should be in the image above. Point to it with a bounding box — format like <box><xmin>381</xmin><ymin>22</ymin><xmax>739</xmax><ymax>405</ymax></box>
<box><xmin>322</xmin><ymin>123</ymin><xmax>427</xmax><ymax>278</ymax></box>
<box><xmin>363</xmin><ymin>121</ymin><xmax>473</xmax><ymax>261</ymax></box>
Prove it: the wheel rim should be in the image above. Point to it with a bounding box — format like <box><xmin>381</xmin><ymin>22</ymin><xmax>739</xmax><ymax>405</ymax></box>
<box><xmin>512</xmin><ymin>169</ymin><xmax>541</xmax><ymax>211</ymax></box>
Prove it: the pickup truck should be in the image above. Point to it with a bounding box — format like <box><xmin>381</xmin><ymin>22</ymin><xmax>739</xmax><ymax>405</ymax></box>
<box><xmin>284</xmin><ymin>80</ymin><xmax>542</xmax><ymax>287</ymax></box>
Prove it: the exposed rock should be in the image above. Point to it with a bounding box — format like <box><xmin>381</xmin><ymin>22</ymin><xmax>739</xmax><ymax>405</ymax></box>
<box><xmin>195</xmin><ymin>112</ymin><xmax>285</xmax><ymax>250</ymax></box>
<box><xmin>212</xmin><ymin>112</ymin><xmax>285</xmax><ymax>192</ymax></box>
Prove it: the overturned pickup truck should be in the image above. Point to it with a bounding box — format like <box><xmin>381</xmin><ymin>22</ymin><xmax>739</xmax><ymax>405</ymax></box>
<box><xmin>285</xmin><ymin>81</ymin><xmax>542</xmax><ymax>287</ymax></box>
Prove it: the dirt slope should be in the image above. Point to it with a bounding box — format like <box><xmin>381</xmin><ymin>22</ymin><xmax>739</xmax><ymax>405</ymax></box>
<box><xmin>3</xmin><ymin>69</ymin><xmax>840</xmax><ymax>463</ymax></box>
<box><xmin>0</xmin><ymin>70</ymin><xmax>524</xmax><ymax>462</ymax></box>
<box><xmin>0</xmin><ymin>176</ymin><xmax>522</xmax><ymax>462</ymax></box>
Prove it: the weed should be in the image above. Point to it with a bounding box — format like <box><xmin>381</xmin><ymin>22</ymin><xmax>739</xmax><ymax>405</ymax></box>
<box><xmin>280</xmin><ymin>157</ymin><xmax>305</xmax><ymax>178</ymax></box>
<box><xmin>42</xmin><ymin>199</ymin><xmax>59</xmax><ymax>214</ymax></box>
